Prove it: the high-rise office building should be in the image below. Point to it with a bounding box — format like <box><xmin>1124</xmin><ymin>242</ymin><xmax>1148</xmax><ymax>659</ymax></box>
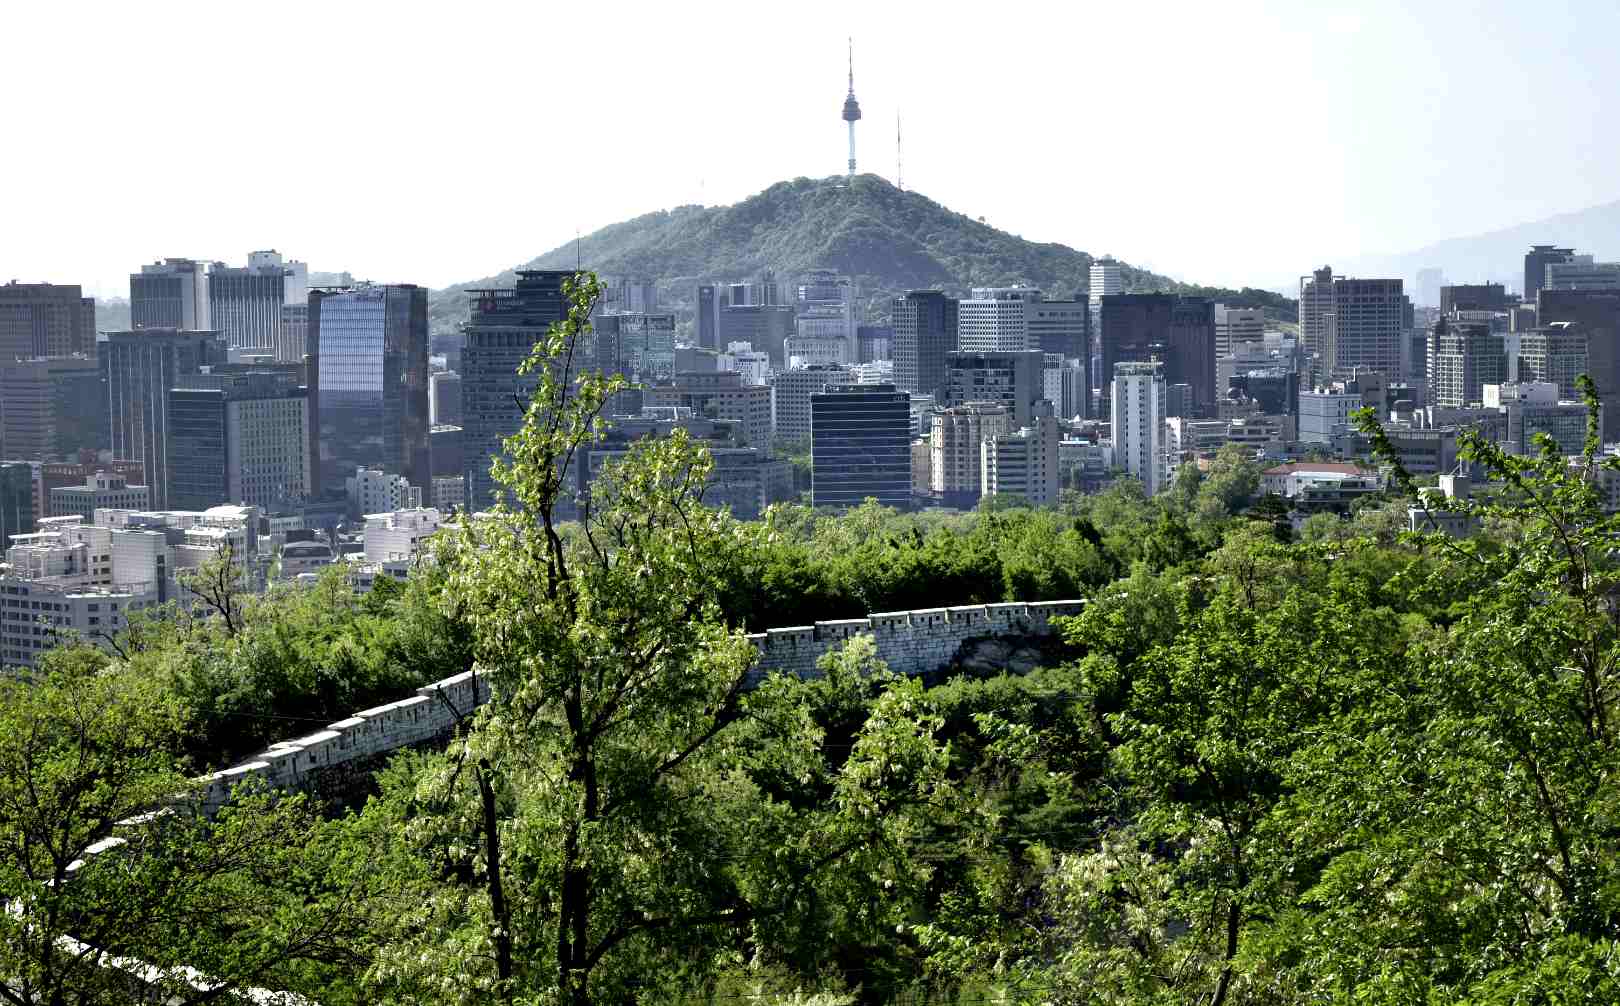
<box><xmin>101</xmin><ymin>328</ymin><xmax>227</xmax><ymax>509</ymax></box>
<box><xmin>1440</xmin><ymin>283</ymin><xmax>1511</xmax><ymax>315</ymax></box>
<box><xmin>0</xmin><ymin>356</ymin><xmax>104</xmax><ymax>460</ymax></box>
<box><xmin>771</xmin><ymin>365</ymin><xmax>853</xmax><ymax>444</ymax></box>
<box><xmin>1525</xmin><ymin>245</ymin><xmax>1577</xmax><ymax>302</ymax></box>
<box><xmin>460</xmin><ymin>270</ymin><xmax>569</xmax><ymax>510</ymax></box>
<box><xmin>1089</xmin><ymin>257</ymin><xmax>1122</xmax><ymax>304</ymax></box>
<box><xmin>168</xmin><ymin>372</ymin><xmax>312</xmax><ymax>511</ymax></box>
<box><xmin>646</xmin><ymin>371</ymin><xmax>773</xmax><ymax>448</ymax></box>
<box><xmin>277</xmin><ymin>302</ymin><xmax>309</xmax><ymax>366</ymax></box>
<box><xmin>130</xmin><ymin>259</ymin><xmax>211</xmax><ymax>330</ymax></box>
<box><xmin>1214</xmin><ymin>304</ymin><xmax>1266</xmax><ymax>358</ymax></box>
<box><xmin>718</xmin><ymin>304</ymin><xmax>796</xmax><ymax>366</ymax></box>
<box><xmin>1028</xmin><ymin>298</ymin><xmax>1088</xmax><ymax>360</ymax></box>
<box><xmin>891</xmin><ymin>290</ymin><xmax>958</xmax><ymax>404</ymax></box>
<box><xmin>429</xmin><ymin>370</ymin><xmax>463</xmax><ymax>426</ymax></box>
<box><xmin>1043</xmin><ymin>355</ymin><xmax>1090</xmax><ymax>419</ymax></box>
<box><xmin>1111</xmin><ymin>360</ymin><xmax>1167</xmax><ymax>496</ymax></box>
<box><xmin>810</xmin><ymin>383</ymin><xmax>910</xmax><ymax>509</ymax></box>
<box><xmin>0</xmin><ymin>461</ymin><xmax>34</xmax><ymax>549</ymax></box>
<box><xmin>1099</xmin><ymin>294</ymin><xmax>1216</xmax><ymax>417</ymax></box>
<box><xmin>944</xmin><ymin>350</ymin><xmax>1047</xmax><ymax>425</ymax></box>
<box><xmin>856</xmin><ymin>324</ymin><xmax>892</xmax><ymax>363</ymax></box>
<box><xmin>982</xmin><ymin>414</ymin><xmax>1061</xmax><ymax>506</ymax></box>
<box><xmin>594</xmin><ymin>313</ymin><xmax>677</xmax><ymax>383</ymax></box>
<box><xmin>1298</xmin><ymin>267</ymin><xmax>1407</xmax><ymax>380</ymax></box>
<box><xmin>309</xmin><ymin>285</ymin><xmax>429</xmax><ymax>501</ymax></box>
<box><xmin>209</xmin><ymin>251</ymin><xmax>303</xmax><ymax>354</ymax></box>
<box><xmin>958</xmin><ymin>287</ymin><xmax>1042</xmax><ymax>352</ymax></box>
<box><xmin>1538</xmin><ymin>288</ymin><xmax>1620</xmax><ymax>439</ymax></box>
<box><xmin>696</xmin><ymin>284</ymin><xmax>720</xmax><ymax>350</ymax></box>
<box><xmin>1516</xmin><ymin>323</ymin><xmax>1589</xmax><ymax>401</ymax></box>
<box><xmin>1299</xmin><ymin>266</ymin><xmax>1336</xmax><ymax>364</ymax></box>
<box><xmin>930</xmin><ymin>403</ymin><xmax>1012</xmax><ymax>507</ymax></box>
<box><xmin>1427</xmin><ymin>317</ymin><xmax>1506</xmax><ymax>409</ymax></box>
<box><xmin>0</xmin><ymin>281</ymin><xmax>96</xmax><ymax>361</ymax></box>
<box><xmin>1544</xmin><ymin>256</ymin><xmax>1620</xmax><ymax>291</ymax></box>
<box><xmin>796</xmin><ymin>269</ymin><xmax>857</xmax><ymax>361</ymax></box>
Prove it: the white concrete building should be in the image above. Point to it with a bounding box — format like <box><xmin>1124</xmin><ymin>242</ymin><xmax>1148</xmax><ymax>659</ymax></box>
<box><xmin>49</xmin><ymin>473</ymin><xmax>151</xmax><ymax>522</ymax></box>
<box><xmin>1111</xmin><ymin>360</ymin><xmax>1167</xmax><ymax>495</ymax></box>
<box><xmin>785</xmin><ymin>334</ymin><xmax>850</xmax><ymax>368</ymax></box>
<box><xmin>931</xmin><ymin>403</ymin><xmax>1012</xmax><ymax>504</ymax></box>
<box><xmin>958</xmin><ymin>287</ymin><xmax>1041</xmax><ymax>352</ymax></box>
<box><xmin>347</xmin><ymin>467</ymin><xmax>422</xmax><ymax>516</ymax></box>
<box><xmin>0</xmin><ymin>516</ymin><xmax>159</xmax><ymax>667</ymax></box>
<box><xmin>1214</xmin><ymin>304</ymin><xmax>1267</xmax><ymax>358</ymax></box>
<box><xmin>981</xmin><ymin>416</ymin><xmax>1061</xmax><ymax>505</ymax></box>
<box><xmin>1298</xmin><ymin>384</ymin><xmax>1365</xmax><ymax>443</ymax></box>
<box><xmin>1089</xmin><ymin>258</ymin><xmax>1122</xmax><ymax>305</ymax></box>
<box><xmin>770</xmin><ymin>365</ymin><xmax>853</xmax><ymax>444</ymax></box>
<box><xmin>362</xmin><ymin>508</ymin><xmax>444</xmax><ymax>564</ymax></box>
<box><xmin>723</xmin><ymin>342</ymin><xmax>772</xmax><ymax>386</ymax></box>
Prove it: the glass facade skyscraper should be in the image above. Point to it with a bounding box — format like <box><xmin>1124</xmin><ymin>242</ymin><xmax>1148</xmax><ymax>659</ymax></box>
<box><xmin>892</xmin><ymin>290</ymin><xmax>958</xmax><ymax>404</ymax></box>
<box><xmin>310</xmin><ymin>285</ymin><xmax>429</xmax><ymax>501</ymax></box>
<box><xmin>810</xmin><ymin>383</ymin><xmax>912</xmax><ymax>510</ymax></box>
<box><xmin>461</xmin><ymin>270</ymin><xmax>569</xmax><ymax>510</ymax></box>
<box><xmin>101</xmin><ymin>329</ymin><xmax>227</xmax><ymax>509</ymax></box>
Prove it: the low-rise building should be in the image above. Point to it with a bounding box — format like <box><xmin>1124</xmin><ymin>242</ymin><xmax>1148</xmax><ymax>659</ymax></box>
<box><xmin>363</xmin><ymin>508</ymin><xmax>444</xmax><ymax>564</ymax></box>
<box><xmin>347</xmin><ymin>467</ymin><xmax>422</xmax><ymax>517</ymax></box>
<box><xmin>48</xmin><ymin>473</ymin><xmax>152</xmax><ymax>522</ymax></box>
<box><xmin>431</xmin><ymin>474</ymin><xmax>466</xmax><ymax>514</ymax></box>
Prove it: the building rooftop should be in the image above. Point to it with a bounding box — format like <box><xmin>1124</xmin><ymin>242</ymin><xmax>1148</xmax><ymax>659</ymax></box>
<box><xmin>1263</xmin><ymin>462</ymin><xmax>1375</xmax><ymax>476</ymax></box>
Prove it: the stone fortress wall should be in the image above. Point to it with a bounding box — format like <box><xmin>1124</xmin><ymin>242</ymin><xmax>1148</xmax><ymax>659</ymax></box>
<box><xmin>201</xmin><ymin>600</ymin><xmax>1085</xmax><ymax>809</ymax></box>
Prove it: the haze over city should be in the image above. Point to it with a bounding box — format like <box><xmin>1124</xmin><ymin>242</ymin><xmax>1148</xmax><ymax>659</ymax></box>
<box><xmin>7</xmin><ymin>0</ymin><xmax>1620</xmax><ymax>296</ymax></box>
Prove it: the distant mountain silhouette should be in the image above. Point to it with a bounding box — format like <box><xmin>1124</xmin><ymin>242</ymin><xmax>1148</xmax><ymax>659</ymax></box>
<box><xmin>1340</xmin><ymin>199</ymin><xmax>1620</xmax><ymax>295</ymax></box>
<box><xmin>430</xmin><ymin>175</ymin><xmax>1291</xmax><ymax>332</ymax></box>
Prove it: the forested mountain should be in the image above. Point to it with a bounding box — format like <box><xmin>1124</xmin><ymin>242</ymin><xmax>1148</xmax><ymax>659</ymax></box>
<box><xmin>428</xmin><ymin>174</ymin><xmax>1295</xmax><ymax>332</ymax></box>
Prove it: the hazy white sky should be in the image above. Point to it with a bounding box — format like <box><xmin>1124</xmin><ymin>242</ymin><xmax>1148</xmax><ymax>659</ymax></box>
<box><xmin>5</xmin><ymin>0</ymin><xmax>1618</xmax><ymax>298</ymax></box>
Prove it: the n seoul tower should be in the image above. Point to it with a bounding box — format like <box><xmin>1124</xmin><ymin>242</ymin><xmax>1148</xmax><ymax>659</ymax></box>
<box><xmin>841</xmin><ymin>37</ymin><xmax>862</xmax><ymax>177</ymax></box>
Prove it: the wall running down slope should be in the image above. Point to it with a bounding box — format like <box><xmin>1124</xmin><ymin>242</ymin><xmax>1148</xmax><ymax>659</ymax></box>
<box><xmin>201</xmin><ymin>600</ymin><xmax>1085</xmax><ymax>809</ymax></box>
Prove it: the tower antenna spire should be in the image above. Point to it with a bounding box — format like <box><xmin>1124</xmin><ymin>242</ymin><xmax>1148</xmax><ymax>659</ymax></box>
<box><xmin>840</xmin><ymin>37</ymin><xmax>862</xmax><ymax>177</ymax></box>
<box><xmin>896</xmin><ymin>110</ymin><xmax>903</xmax><ymax>191</ymax></box>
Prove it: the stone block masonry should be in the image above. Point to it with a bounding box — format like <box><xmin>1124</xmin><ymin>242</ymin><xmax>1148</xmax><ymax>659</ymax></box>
<box><xmin>200</xmin><ymin>599</ymin><xmax>1085</xmax><ymax>809</ymax></box>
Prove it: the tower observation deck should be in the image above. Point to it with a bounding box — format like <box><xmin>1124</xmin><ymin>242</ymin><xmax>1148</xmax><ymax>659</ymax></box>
<box><xmin>842</xmin><ymin>38</ymin><xmax>861</xmax><ymax>176</ymax></box>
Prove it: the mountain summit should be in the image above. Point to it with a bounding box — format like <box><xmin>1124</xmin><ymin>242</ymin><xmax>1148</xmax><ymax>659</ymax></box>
<box><xmin>430</xmin><ymin>175</ymin><xmax>1194</xmax><ymax>330</ymax></box>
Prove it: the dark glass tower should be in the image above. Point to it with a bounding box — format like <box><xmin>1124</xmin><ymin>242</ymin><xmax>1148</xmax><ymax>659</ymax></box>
<box><xmin>100</xmin><ymin>329</ymin><xmax>227</xmax><ymax>509</ymax></box>
<box><xmin>0</xmin><ymin>462</ymin><xmax>34</xmax><ymax>549</ymax></box>
<box><xmin>1525</xmin><ymin>245</ymin><xmax>1576</xmax><ymax>302</ymax></box>
<box><xmin>810</xmin><ymin>383</ymin><xmax>910</xmax><ymax>510</ymax></box>
<box><xmin>0</xmin><ymin>282</ymin><xmax>96</xmax><ymax>360</ymax></box>
<box><xmin>892</xmin><ymin>290</ymin><xmax>958</xmax><ymax>403</ymax></box>
<box><xmin>1099</xmin><ymin>294</ymin><xmax>1216</xmax><ymax>417</ymax></box>
<box><xmin>310</xmin><ymin>285</ymin><xmax>429</xmax><ymax>500</ymax></box>
<box><xmin>1538</xmin><ymin>288</ymin><xmax>1620</xmax><ymax>438</ymax></box>
<box><xmin>460</xmin><ymin>270</ymin><xmax>570</xmax><ymax>510</ymax></box>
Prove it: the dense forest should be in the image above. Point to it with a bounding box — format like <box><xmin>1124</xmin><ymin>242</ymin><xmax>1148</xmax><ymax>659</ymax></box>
<box><xmin>3</xmin><ymin>275</ymin><xmax>1613</xmax><ymax>1005</ymax></box>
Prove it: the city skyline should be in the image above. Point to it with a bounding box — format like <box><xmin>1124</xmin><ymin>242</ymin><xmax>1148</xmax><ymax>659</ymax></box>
<box><xmin>6</xmin><ymin>0</ymin><xmax>1620</xmax><ymax>298</ymax></box>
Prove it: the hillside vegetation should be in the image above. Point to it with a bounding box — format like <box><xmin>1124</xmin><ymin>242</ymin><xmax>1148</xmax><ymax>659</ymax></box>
<box><xmin>430</xmin><ymin>175</ymin><xmax>1294</xmax><ymax>332</ymax></box>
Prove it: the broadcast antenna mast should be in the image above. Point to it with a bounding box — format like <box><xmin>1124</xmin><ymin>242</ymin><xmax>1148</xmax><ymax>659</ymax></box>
<box><xmin>896</xmin><ymin>110</ymin><xmax>903</xmax><ymax>191</ymax></box>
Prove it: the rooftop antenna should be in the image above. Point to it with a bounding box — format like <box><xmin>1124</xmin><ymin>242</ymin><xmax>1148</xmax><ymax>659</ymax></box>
<box><xmin>896</xmin><ymin>110</ymin><xmax>903</xmax><ymax>191</ymax></box>
<box><xmin>575</xmin><ymin>227</ymin><xmax>581</xmax><ymax>271</ymax></box>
